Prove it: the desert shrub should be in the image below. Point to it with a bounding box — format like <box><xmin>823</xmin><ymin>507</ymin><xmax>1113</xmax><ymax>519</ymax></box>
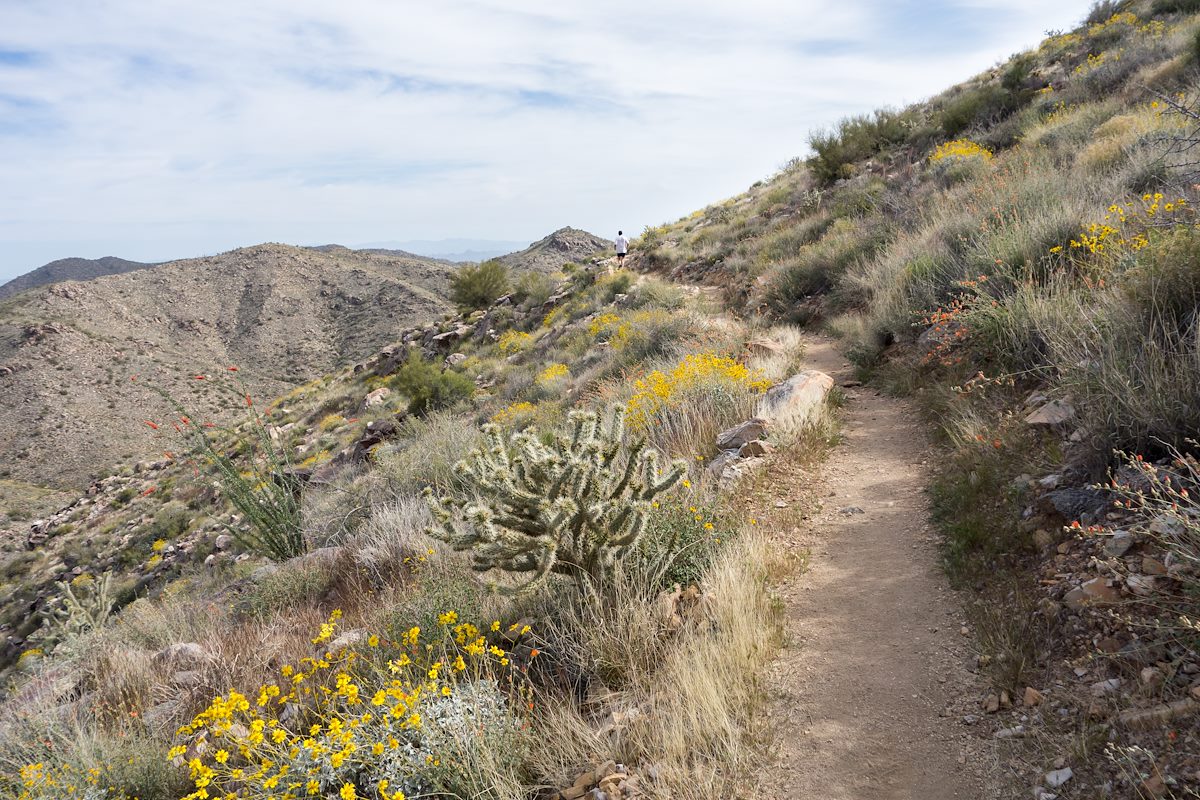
<box><xmin>426</xmin><ymin>408</ymin><xmax>686</xmax><ymax>597</ymax></box>
<box><xmin>807</xmin><ymin>109</ymin><xmax>915</xmax><ymax>184</ymax></box>
<box><xmin>349</xmin><ymin>496</ymin><xmax>433</xmax><ymax>584</ymax></box>
<box><xmin>150</xmin><ymin>501</ymin><xmax>191</xmax><ymax>540</ymax></box>
<box><xmin>170</xmin><ymin>611</ymin><xmax>531</xmax><ymax>800</ymax></box>
<box><xmin>510</xmin><ymin>270</ymin><xmax>554</xmax><ymax>308</ymax></box>
<box><xmin>390</xmin><ymin>351</ymin><xmax>475</xmax><ymax>415</ymax></box>
<box><xmin>8</xmin><ymin>733</ymin><xmax>190</xmax><ymax>800</ymax></box>
<box><xmin>450</xmin><ymin>259</ymin><xmax>509</xmax><ymax>311</ymax></box>
<box><xmin>628</xmin><ymin>277</ymin><xmax>686</xmax><ymax>310</ymax></box>
<box><xmin>1086</xmin><ymin>1</ymin><xmax>1129</xmax><ymax>26</ymax></box>
<box><xmin>1151</xmin><ymin>0</ymin><xmax>1200</xmax><ymax>13</ymax></box>
<box><xmin>376</xmin><ymin>412</ymin><xmax>482</xmax><ymax>495</ymax></box>
<box><xmin>759</xmin><ymin>217</ymin><xmax>888</xmax><ymax>318</ymax></box>
<box><xmin>928</xmin><ymin>139</ymin><xmax>994</xmax><ymax>185</ymax></box>
<box><xmin>1108</xmin><ymin>448</ymin><xmax>1200</xmax><ymax>641</ymax></box>
<box><xmin>497</xmin><ymin>329</ymin><xmax>533</xmax><ymax>355</ymax></box>
<box><xmin>939</xmin><ymin>84</ymin><xmax>1012</xmax><ymax>136</ymax></box>
<box><xmin>235</xmin><ymin>555</ymin><xmax>336</xmax><ymax>620</ymax></box>
<box><xmin>636</xmin><ymin>498</ymin><xmax>736</xmax><ymax>589</ymax></box>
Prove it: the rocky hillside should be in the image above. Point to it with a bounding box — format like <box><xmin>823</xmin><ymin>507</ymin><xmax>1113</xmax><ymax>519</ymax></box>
<box><xmin>498</xmin><ymin>226</ymin><xmax>611</xmax><ymax>272</ymax></box>
<box><xmin>0</xmin><ymin>256</ymin><xmax>158</xmax><ymax>300</ymax></box>
<box><xmin>0</xmin><ymin>243</ymin><xmax>457</xmax><ymax>492</ymax></box>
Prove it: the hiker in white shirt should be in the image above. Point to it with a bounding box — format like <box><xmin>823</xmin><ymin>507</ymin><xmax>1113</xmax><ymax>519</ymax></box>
<box><xmin>615</xmin><ymin>230</ymin><xmax>629</xmax><ymax>267</ymax></box>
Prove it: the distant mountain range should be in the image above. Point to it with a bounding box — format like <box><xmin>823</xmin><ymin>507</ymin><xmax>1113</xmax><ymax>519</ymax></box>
<box><xmin>0</xmin><ymin>228</ymin><xmax>610</xmax><ymax>491</ymax></box>
<box><xmin>0</xmin><ymin>256</ymin><xmax>158</xmax><ymax>300</ymax></box>
<box><xmin>353</xmin><ymin>237</ymin><xmax>532</xmax><ymax>263</ymax></box>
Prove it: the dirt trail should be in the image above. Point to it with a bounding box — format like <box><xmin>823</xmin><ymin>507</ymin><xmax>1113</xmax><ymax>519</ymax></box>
<box><xmin>757</xmin><ymin>335</ymin><xmax>999</xmax><ymax>799</ymax></box>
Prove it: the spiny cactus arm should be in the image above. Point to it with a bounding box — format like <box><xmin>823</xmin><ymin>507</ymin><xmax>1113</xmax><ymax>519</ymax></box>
<box><xmin>605</xmin><ymin>502</ymin><xmax>651</xmax><ymax>549</ymax></box>
<box><xmin>599</xmin><ymin>406</ymin><xmax>627</xmax><ymax>465</ymax></box>
<box><xmin>608</xmin><ymin>438</ymin><xmax>647</xmax><ymax>499</ymax></box>
<box><xmin>634</xmin><ymin>449</ymin><xmax>687</xmax><ymax>498</ymax></box>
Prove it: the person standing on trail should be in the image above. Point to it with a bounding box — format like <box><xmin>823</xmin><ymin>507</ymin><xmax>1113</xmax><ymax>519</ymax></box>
<box><xmin>614</xmin><ymin>230</ymin><xmax>629</xmax><ymax>266</ymax></box>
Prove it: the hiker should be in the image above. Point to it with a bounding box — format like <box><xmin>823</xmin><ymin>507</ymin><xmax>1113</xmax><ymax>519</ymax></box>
<box><xmin>614</xmin><ymin>230</ymin><xmax>629</xmax><ymax>270</ymax></box>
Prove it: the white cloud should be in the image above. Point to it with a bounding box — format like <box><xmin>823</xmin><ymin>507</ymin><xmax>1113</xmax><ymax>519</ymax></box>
<box><xmin>0</xmin><ymin>0</ymin><xmax>1095</xmax><ymax>279</ymax></box>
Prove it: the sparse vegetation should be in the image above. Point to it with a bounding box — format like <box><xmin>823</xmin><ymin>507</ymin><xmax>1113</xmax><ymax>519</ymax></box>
<box><xmin>449</xmin><ymin>259</ymin><xmax>510</xmax><ymax>310</ymax></box>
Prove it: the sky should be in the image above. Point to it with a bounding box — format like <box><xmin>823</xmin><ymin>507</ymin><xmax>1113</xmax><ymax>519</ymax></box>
<box><xmin>0</xmin><ymin>0</ymin><xmax>1097</xmax><ymax>283</ymax></box>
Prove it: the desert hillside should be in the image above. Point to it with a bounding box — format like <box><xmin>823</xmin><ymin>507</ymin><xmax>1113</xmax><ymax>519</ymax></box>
<box><xmin>0</xmin><ymin>256</ymin><xmax>159</xmax><ymax>300</ymax></box>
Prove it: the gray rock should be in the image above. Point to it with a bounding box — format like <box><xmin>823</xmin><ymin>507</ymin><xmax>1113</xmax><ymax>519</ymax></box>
<box><xmin>716</xmin><ymin>419</ymin><xmax>768</xmax><ymax>451</ymax></box>
<box><xmin>214</xmin><ymin>533</ymin><xmax>234</xmax><ymax>551</ymax></box>
<box><xmin>717</xmin><ymin>457</ymin><xmax>767</xmax><ymax>493</ymax></box>
<box><xmin>1104</xmin><ymin>531</ymin><xmax>1133</xmax><ymax>557</ymax></box>
<box><xmin>738</xmin><ymin>440</ymin><xmax>775</xmax><ymax>458</ymax></box>
<box><xmin>444</xmin><ymin>352</ymin><xmax>468</xmax><ymax>367</ymax></box>
<box><xmin>1026</xmin><ymin>400</ymin><xmax>1075</xmax><ymax>426</ymax></box>
<box><xmin>363</xmin><ymin>387</ymin><xmax>392</xmax><ymax>408</ymax></box>
<box><xmin>1045</xmin><ymin>768</ymin><xmax>1073</xmax><ymax>788</ymax></box>
<box><xmin>756</xmin><ymin>370</ymin><xmax>834</xmax><ymax>429</ymax></box>
<box><xmin>154</xmin><ymin>642</ymin><xmax>210</xmax><ymax>670</ymax></box>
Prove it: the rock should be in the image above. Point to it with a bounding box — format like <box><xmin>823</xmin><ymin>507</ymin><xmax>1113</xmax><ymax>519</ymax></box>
<box><xmin>141</xmin><ymin>699</ymin><xmax>181</xmax><ymax>732</ymax></box>
<box><xmin>444</xmin><ymin>352</ymin><xmax>468</xmax><ymax>367</ymax></box>
<box><xmin>1023</xmin><ymin>687</ymin><xmax>1043</xmax><ymax>707</ymax></box>
<box><xmin>363</xmin><ymin>387</ymin><xmax>392</xmax><ymax>408</ymax></box>
<box><xmin>1139</xmin><ymin>774</ymin><xmax>1168</xmax><ymax>798</ymax></box>
<box><xmin>1044</xmin><ymin>768</ymin><xmax>1073</xmax><ymax>788</ymax></box>
<box><xmin>1104</xmin><ymin>531</ymin><xmax>1134</xmax><ymax>557</ymax></box>
<box><xmin>1039</xmin><ymin>487</ymin><xmax>1108</xmax><ymax>523</ymax></box>
<box><xmin>1148</xmin><ymin>515</ymin><xmax>1184</xmax><ymax>537</ymax></box>
<box><xmin>1118</xmin><ymin>698</ymin><xmax>1198</xmax><ymax>730</ymax></box>
<box><xmin>1141</xmin><ymin>556</ymin><xmax>1167</xmax><ymax>576</ymax></box>
<box><xmin>994</xmin><ymin>725</ymin><xmax>1025</xmax><ymax>738</ymax></box>
<box><xmin>1065</xmin><ymin>577</ymin><xmax>1119</xmax><ymax>610</ymax></box>
<box><xmin>171</xmin><ymin>670</ymin><xmax>204</xmax><ymax>688</ymax></box>
<box><xmin>326</xmin><ymin>629</ymin><xmax>367</xmax><ymax>652</ymax></box>
<box><xmin>738</xmin><ymin>440</ymin><xmax>775</xmax><ymax>458</ymax></box>
<box><xmin>1025</xmin><ymin>400</ymin><xmax>1075</xmax><ymax>426</ymax></box>
<box><xmin>214</xmin><ymin>534</ymin><xmax>234</xmax><ymax>551</ymax></box>
<box><xmin>717</xmin><ymin>457</ymin><xmax>767</xmax><ymax>492</ymax></box>
<box><xmin>984</xmin><ymin>694</ymin><xmax>1001</xmax><ymax>713</ymax></box>
<box><xmin>1140</xmin><ymin>667</ymin><xmax>1164</xmax><ymax>691</ymax></box>
<box><xmin>1126</xmin><ymin>574</ymin><xmax>1157</xmax><ymax>596</ymax></box>
<box><xmin>559</xmin><ymin>787</ymin><xmax>587</xmax><ymax>800</ymax></box>
<box><xmin>746</xmin><ymin>339</ymin><xmax>785</xmax><ymax>357</ymax></box>
<box><xmin>1090</xmin><ymin>678</ymin><xmax>1122</xmax><ymax>695</ymax></box>
<box><xmin>999</xmin><ymin>690</ymin><xmax>1012</xmax><ymax>710</ymax></box>
<box><xmin>154</xmin><ymin>642</ymin><xmax>210</xmax><ymax>670</ymax></box>
<box><xmin>715</xmin><ymin>419</ymin><xmax>768</xmax><ymax>451</ymax></box>
<box><xmin>1036</xmin><ymin>474</ymin><xmax>1063</xmax><ymax>490</ymax></box>
<box><xmin>704</xmin><ymin>450</ymin><xmax>742</xmax><ymax>481</ymax></box>
<box><xmin>755</xmin><ymin>370</ymin><xmax>834</xmax><ymax>429</ymax></box>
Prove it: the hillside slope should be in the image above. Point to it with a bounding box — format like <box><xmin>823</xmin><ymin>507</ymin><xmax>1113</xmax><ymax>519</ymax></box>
<box><xmin>631</xmin><ymin>2</ymin><xmax>1200</xmax><ymax>794</ymax></box>
<box><xmin>0</xmin><ymin>256</ymin><xmax>158</xmax><ymax>300</ymax></box>
<box><xmin>0</xmin><ymin>243</ymin><xmax>456</xmax><ymax>491</ymax></box>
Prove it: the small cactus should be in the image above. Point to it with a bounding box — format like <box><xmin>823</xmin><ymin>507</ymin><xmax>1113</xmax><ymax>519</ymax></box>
<box><xmin>43</xmin><ymin>572</ymin><xmax>116</xmax><ymax>641</ymax></box>
<box><xmin>426</xmin><ymin>407</ymin><xmax>686</xmax><ymax>596</ymax></box>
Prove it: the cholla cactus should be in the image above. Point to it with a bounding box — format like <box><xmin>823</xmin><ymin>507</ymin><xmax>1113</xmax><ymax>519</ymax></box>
<box><xmin>43</xmin><ymin>572</ymin><xmax>116</xmax><ymax>641</ymax></box>
<box><xmin>426</xmin><ymin>407</ymin><xmax>686</xmax><ymax>596</ymax></box>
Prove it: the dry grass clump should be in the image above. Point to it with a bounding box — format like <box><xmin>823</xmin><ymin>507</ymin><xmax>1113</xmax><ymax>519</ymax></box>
<box><xmin>526</xmin><ymin>529</ymin><xmax>784</xmax><ymax>799</ymax></box>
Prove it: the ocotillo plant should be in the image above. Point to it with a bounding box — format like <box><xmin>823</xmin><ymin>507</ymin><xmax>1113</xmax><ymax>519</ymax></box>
<box><xmin>425</xmin><ymin>407</ymin><xmax>687</xmax><ymax>596</ymax></box>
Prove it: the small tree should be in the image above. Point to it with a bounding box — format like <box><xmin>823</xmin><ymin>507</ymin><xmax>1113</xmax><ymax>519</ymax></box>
<box><xmin>425</xmin><ymin>407</ymin><xmax>686</xmax><ymax>596</ymax></box>
<box><xmin>450</xmin><ymin>259</ymin><xmax>509</xmax><ymax>310</ymax></box>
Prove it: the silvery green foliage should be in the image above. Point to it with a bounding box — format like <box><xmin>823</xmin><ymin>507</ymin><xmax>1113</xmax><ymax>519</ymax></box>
<box><xmin>426</xmin><ymin>407</ymin><xmax>687</xmax><ymax>596</ymax></box>
<box><xmin>43</xmin><ymin>572</ymin><xmax>116</xmax><ymax>641</ymax></box>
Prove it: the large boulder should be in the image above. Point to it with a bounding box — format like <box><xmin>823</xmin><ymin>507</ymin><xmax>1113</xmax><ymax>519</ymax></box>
<box><xmin>756</xmin><ymin>370</ymin><xmax>834</xmax><ymax>429</ymax></box>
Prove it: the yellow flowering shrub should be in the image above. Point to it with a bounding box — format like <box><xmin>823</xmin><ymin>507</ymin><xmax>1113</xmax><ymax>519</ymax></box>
<box><xmin>170</xmin><ymin>610</ymin><xmax>533</xmax><ymax>800</ymax></box>
<box><xmin>929</xmin><ymin>139</ymin><xmax>992</xmax><ymax>164</ymax></box>
<box><xmin>497</xmin><ymin>330</ymin><xmax>532</xmax><ymax>355</ymax></box>
<box><xmin>536</xmin><ymin>363</ymin><xmax>569</xmax><ymax>386</ymax></box>
<box><xmin>627</xmin><ymin>353</ymin><xmax>771</xmax><ymax>428</ymax></box>
<box><xmin>16</xmin><ymin>762</ymin><xmax>120</xmax><ymax>800</ymax></box>
<box><xmin>490</xmin><ymin>401</ymin><xmax>537</xmax><ymax>426</ymax></box>
<box><xmin>1053</xmin><ymin>193</ymin><xmax>1192</xmax><ymax>257</ymax></box>
<box><xmin>318</xmin><ymin>414</ymin><xmax>345</xmax><ymax>432</ymax></box>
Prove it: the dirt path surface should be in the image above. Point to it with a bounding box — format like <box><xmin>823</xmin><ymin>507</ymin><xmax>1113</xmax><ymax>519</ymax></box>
<box><xmin>757</xmin><ymin>336</ymin><xmax>1000</xmax><ymax>800</ymax></box>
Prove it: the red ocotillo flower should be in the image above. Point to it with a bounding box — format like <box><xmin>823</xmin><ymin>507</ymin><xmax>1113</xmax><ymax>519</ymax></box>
<box><xmin>144</xmin><ymin>420</ymin><xmax>159</xmax><ymax>430</ymax></box>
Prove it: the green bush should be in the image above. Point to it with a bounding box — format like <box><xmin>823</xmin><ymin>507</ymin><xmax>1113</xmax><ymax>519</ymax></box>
<box><xmin>450</xmin><ymin>259</ymin><xmax>509</xmax><ymax>310</ymax></box>
<box><xmin>808</xmin><ymin>109</ymin><xmax>915</xmax><ymax>184</ymax></box>
<box><xmin>939</xmin><ymin>84</ymin><xmax>1011</xmax><ymax>137</ymax></box>
<box><xmin>1151</xmin><ymin>0</ymin><xmax>1200</xmax><ymax>13</ymax></box>
<box><xmin>391</xmin><ymin>350</ymin><xmax>475</xmax><ymax>415</ymax></box>
<box><xmin>511</xmin><ymin>270</ymin><xmax>553</xmax><ymax>307</ymax></box>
